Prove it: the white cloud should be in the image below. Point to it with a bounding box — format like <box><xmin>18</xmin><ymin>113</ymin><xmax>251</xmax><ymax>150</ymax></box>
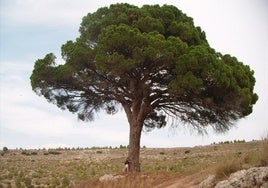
<box><xmin>0</xmin><ymin>61</ymin><xmax>128</xmax><ymax>137</ymax></box>
<box><xmin>0</xmin><ymin>141</ymin><xmax>7</xmax><ymax>149</ymax></box>
<box><xmin>0</xmin><ymin>0</ymin><xmax>267</xmax><ymax>149</ymax></box>
<box><xmin>0</xmin><ymin>0</ymin><xmax>215</xmax><ymax>27</ymax></box>
<box><xmin>1</xmin><ymin>0</ymin><xmax>86</xmax><ymax>27</ymax></box>
<box><xmin>1</xmin><ymin>0</ymin><xmax>134</xmax><ymax>27</ymax></box>
<box><xmin>0</xmin><ymin>60</ymin><xmax>129</xmax><ymax>148</ymax></box>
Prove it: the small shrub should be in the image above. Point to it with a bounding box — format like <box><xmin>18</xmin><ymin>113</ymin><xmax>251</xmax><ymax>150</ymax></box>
<box><xmin>169</xmin><ymin>165</ymin><xmax>179</xmax><ymax>173</ymax></box>
<box><xmin>48</xmin><ymin>150</ymin><xmax>61</xmax><ymax>155</ymax></box>
<box><xmin>21</xmin><ymin>150</ymin><xmax>38</xmax><ymax>156</ymax></box>
<box><xmin>159</xmin><ymin>152</ymin><xmax>165</xmax><ymax>155</ymax></box>
<box><xmin>119</xmin><ymin>145</ymin><xmax>126</xmax><ymax>149</ymax></box>
<box><xmin>96</xmin><ymin>150</ymin><xmax>102</xmax><ymax>154</ymax></box>
<box><xmin>155</xmin><ymin>165</ymin><xmax>162</xmax><ymax>171</ymax></box>
<box><xmin>184</xmin><ymin>150</ymin><xmax>190</xmax><ymax>154</ymax></box>
<box><xmin>21</xmin><ymin>150</ymin><xmax>29</xmax><ymax>155</ymax></box>
<box><xmin>3</xmin><ymin>147</ymin><xmax>8</xmax><ymax>152</ymax></box>
<box><xmin>31</xmin><ymin>151</ymin><xmax>38</xmax><ymax>155</ymax></box>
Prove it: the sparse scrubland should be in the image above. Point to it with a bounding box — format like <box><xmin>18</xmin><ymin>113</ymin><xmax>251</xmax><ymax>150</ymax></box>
<box><xmin>0</xmin><ymin>140</ymin><xmax>267</xmax><ymax>188</ymax></box>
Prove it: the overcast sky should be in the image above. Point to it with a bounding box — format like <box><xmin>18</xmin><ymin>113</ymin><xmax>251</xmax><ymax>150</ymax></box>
<box><xmin>0</xmin><ymin>0</ymin><xmax>267</xmax><ymax>149</ymax></box>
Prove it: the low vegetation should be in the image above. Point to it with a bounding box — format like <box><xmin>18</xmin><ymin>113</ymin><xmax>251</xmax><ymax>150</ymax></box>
<box><xmin>215</xmin><ymin>139</ymin><xmax>268</xmax><ymax>180</ymax></box>
<box><xmin>0</xmin><ymin>140</ymin><xmax>267</xmax><ymax>187</ymax></box>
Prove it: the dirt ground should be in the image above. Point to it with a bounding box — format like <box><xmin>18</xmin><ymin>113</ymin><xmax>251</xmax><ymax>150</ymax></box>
<box><xmin>153</xmin><ymin>172</ymin><xmax>205</xmax><ymax>188</ymax></box>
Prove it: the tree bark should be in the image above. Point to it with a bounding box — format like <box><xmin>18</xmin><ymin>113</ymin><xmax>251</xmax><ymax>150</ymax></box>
<box><xmin>122</xmin><ymin>98</ymin><xmax>148</xmax><ymax>172</ymax></box>
<box><xmin>122</xmin><ymin>78</ymin><xmax>151</xmax><ymax>172</ymax></box>
<box><xmin>127</xmin><ymin>119</ymin><xmax>143</xmax><ymax>172</ymax></box>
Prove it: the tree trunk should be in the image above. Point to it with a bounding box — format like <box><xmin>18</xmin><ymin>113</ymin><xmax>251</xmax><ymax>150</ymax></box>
<box><xmin>127</xmin><ymin>119</ymin><xmax>143</xmax><ymax>172</ymax></box>
<box><xmin>122</xmin><ymin>84</ymin><xmax>150</xmax><ymax>172</ymax></box>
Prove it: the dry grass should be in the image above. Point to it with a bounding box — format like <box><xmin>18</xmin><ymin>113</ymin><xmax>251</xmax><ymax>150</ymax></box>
<box><xmin>260</xmin><ymin>138</ymin><xmax>268</xmax><ymax>166</ymax></box>
<box><xmin>0</xmin><ymin>140</ymin><xmax>267</xmax><ymax>187</ymax></box>
<box><xmin>214</xmin><ymin>138</ymin><xmax>268</xmax><ymax>181</ymax></box>
<box><xmin>215</xmin><ymin>157</ymin><xmax>243</xmax><ymax>180</ymax></box>
<box><xmin>76</xmin><ymin>172</ymin><xmax>178</xmax><ymax>188</ymax></box>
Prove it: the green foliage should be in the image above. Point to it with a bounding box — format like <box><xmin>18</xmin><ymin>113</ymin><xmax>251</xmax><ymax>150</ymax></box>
<box><xmin>21</xmin><ymin>150</ymin><xmax>38</xmax><ymax>156</ymax></box>
<box><xmin>43</xmin><ymin>150</ymin><xmax>61</xmax><ymax>155</ymax></box>
<box><xmin>21</xmin><ymin>150</ymin><xmax>29</xmax><ymax>155</ymax></box>
<box><xmin>3</xmin><ymin>147</ymin><xmax>8</xmax><ymax>152</ymax></box>
<box><xmin>212</xmin><ymin>140</ymin><xmax>246</xmax><ymax>145</ymax></box>
<box><xmin>184</xmin><ymin>150</ymin><xmax>191</xmax><ymax>154</ymax></box>
<box><xmin>1</xmin><ymin>147</ymin><xmax>8</xmax><ymax>156</ymax></box>
<box><xmin>119</xmin><ymin>145</ymin><xmax>127</xmax><ymax>149</ymax></box>
<box><xmin>30</xmin><ymin>3</ymin><xmax>258</xmax><ymax>133</ymax></box>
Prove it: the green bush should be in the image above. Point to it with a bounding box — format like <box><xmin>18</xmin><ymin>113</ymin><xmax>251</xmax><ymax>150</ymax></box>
<box><xmin>169</xmin><ymin>165</ymin><xmax>180</xmax><ymax>173</ymax></box>
<box><xmin>48</xmin><ymin>150</ymin><xmax>61</xmax><ymax>155</ymax></box>
<box><xmin>21</xmin><ymin>150</ymin><xmax>29</xmax><ymax>155</ymax></box>
<box><xmin>184</xmin><ymin>150</ymin><xmax>191</xmax><ymax>154</ymax></box>
<box><xmin>31</xmin><ymin>151</ymin><xmax>38</xmax><ymax>155</ymax></box>
<box><xmin>3</xmin><ymin>147</ymin><xmax>8</xmax><ymax>152</ymax></box>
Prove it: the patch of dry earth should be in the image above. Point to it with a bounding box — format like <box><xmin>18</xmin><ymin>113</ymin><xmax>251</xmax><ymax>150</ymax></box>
<box><xmin>153</xmin><ymin>171</ymin><xmax>208</xmax><ymax>188</ymax></box>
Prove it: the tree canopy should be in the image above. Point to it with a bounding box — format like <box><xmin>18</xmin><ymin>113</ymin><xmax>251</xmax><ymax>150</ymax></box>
<box><xmin>31</xmin><ymin>3</ymin><xmax>257</xmax><ymax>132</ymax></box>
<box><xmin>31</xmin><ymin>3</ymin><xmax>258</xmax><ymax>171</ymax></box>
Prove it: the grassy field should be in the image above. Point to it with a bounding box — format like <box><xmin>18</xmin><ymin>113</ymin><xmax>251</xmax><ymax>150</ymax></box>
<box><xmin>0</xmin><ymin>140</ymin><xmax>267</xmax><ymax>188</ymax></box>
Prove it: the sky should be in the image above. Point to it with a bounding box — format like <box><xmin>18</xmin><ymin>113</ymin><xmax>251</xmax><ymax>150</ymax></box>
<box><xmin>0</xmin><ymin>0</ymin><xmax>267</xmax><ymax>149</ymax></box>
